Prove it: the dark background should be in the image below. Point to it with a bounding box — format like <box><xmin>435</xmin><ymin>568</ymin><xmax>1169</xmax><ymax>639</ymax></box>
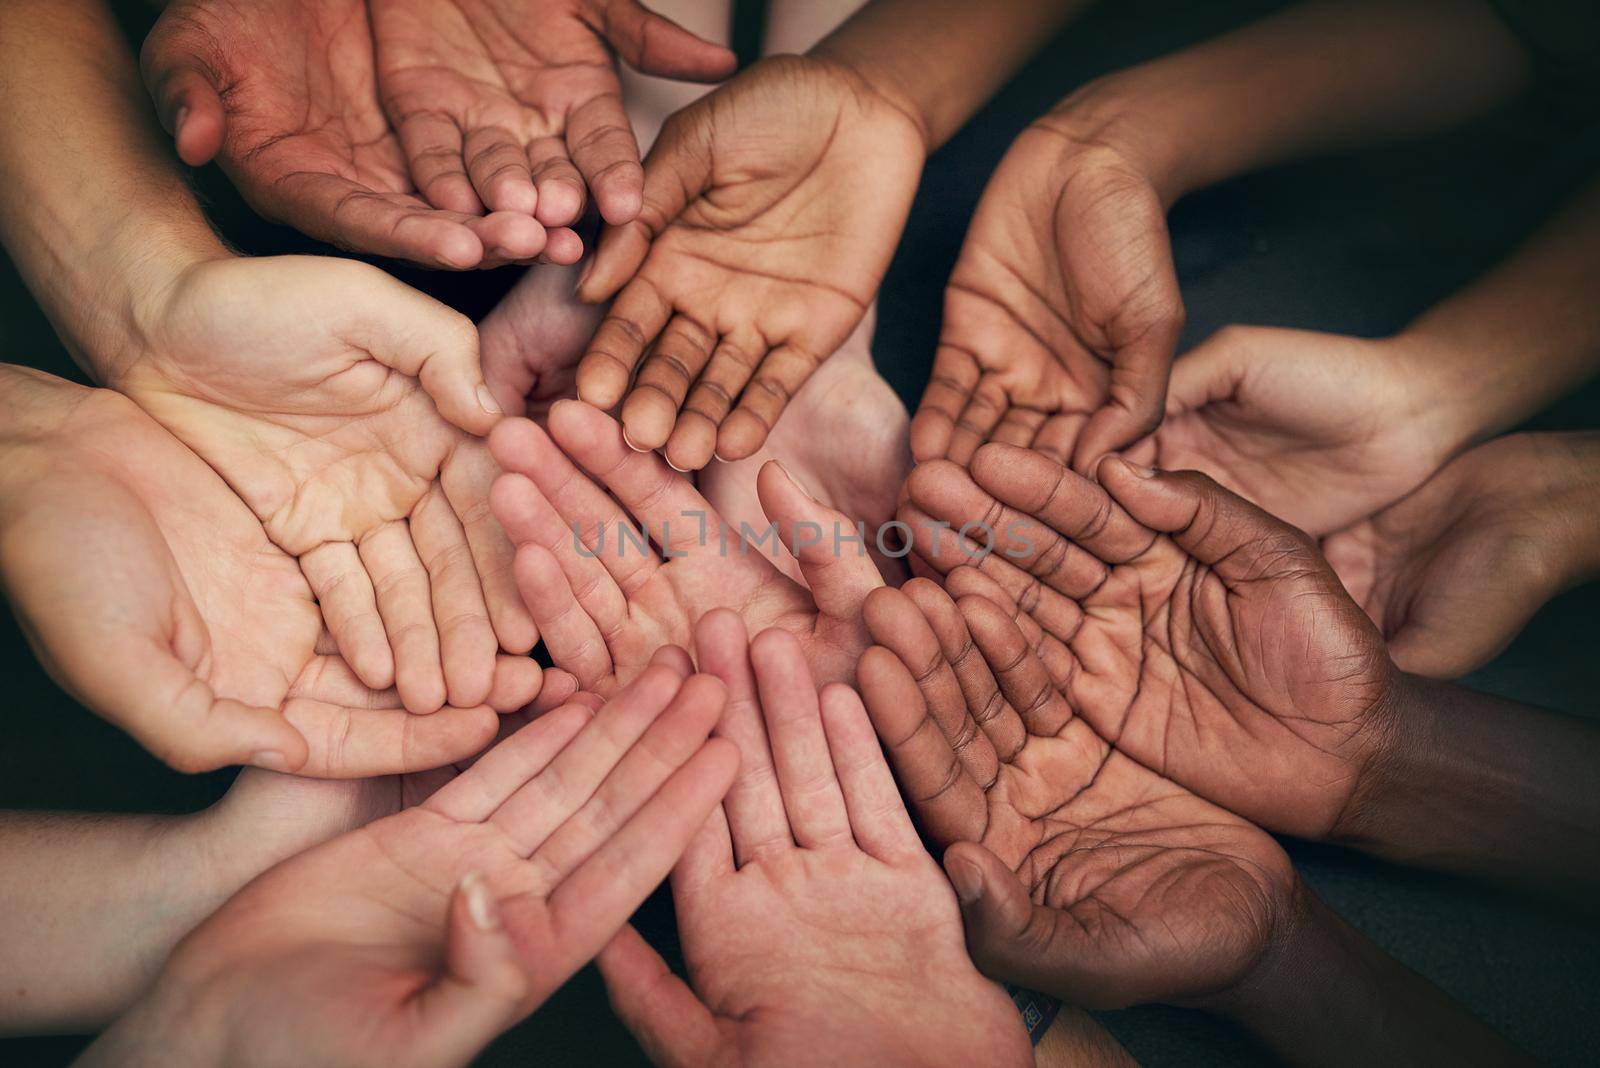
<box><xmin>3</xmin><ymin>0</ymin><xmax>1598</xmax><ymax>1064</ymax></box>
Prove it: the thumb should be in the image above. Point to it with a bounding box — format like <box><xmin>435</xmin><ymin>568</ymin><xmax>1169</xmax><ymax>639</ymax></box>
<box><xmin>597</xmin><ymin>925</ymin><xmax>724</xmax><ymax>1068</ymax></box>
<box><xmin>1096</xmin><ymin>454</ymin><xmax>1322</xmax><ymax>585</ymax></box>
<box><xmin>602</xmin><ymin>1</ymin><xmax>738</xmax><ymax>82</ymax></box>
<box><xmin>138</xmin><ymin>26</ymin><xmax>226</xmax><ymax>166</ymax></box>
<box><xmin>1162</xmin><ymin>330</ymin><xmax>1248</xmax><ymax>418</ymax></box>
<box><xmin>755</xmin><ymin>460</ymin><xmax>884</xmax><ymax>620</ymax></box>
<box><xmin>943</xmin><ymin>842</ymin><xmax>1079</xmax><ymax>997</ymax></box>
<box><xmin>413</xmin><ymin>872</ymin><xmax>534</xmax><ymax>1068</ymax></box>
<box><xmin>1071</xmin><ymin>327</ymin><xmax>1181</xmax><ymax>475</ymax></box>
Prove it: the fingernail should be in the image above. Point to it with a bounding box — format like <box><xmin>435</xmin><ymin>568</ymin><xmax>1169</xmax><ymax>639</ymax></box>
<box><xmin>776</xmin><ymin>461</ymin><xmax>816</xmax><ymax>502</ymax></box>
<box><xmin>620</xmin><ymin>425</ymin><xmax>649</xmax><ymax>453</ymax></box>
<box><xmin>461</xmin><ymin>871</ymin><xmax>501</xmax><ymax>931</ymax></box>
<box><xmin>949</xmin><ymin>857</ymin><xmax>982</xmax><ymax>904</ymax></box>
<box><xmin>477</xmin><ymin>385</ymin><xmax>503</xmax><ymax>416</ymax></box>
<box><xmin>250</xmin><ymin>749</ymin><xmax>290</xmax><ymax>772</ymax></box>
<box><xmin>175</xmin><ymin>105</ymin><xmax>190</xmax><ymax>131</ymax></box>
<box><xmin>1119</xmin><ymin>458</ymin><xmax>1156</xmax><ymax>478</ymax></box>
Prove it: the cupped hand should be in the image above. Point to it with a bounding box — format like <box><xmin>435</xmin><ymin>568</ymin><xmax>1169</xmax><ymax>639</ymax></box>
<box><xmin>599</xmin><ymin>614</ymin><xmax>1031</xmax><ymax>1068</ymax></box>
<box><xmin>1152</xmin><ymin>324</ymin><xmax>1452</xmax><ymax>536</ymax></box>
<box><xmin>113</xmin><ymin>255</ymin><xmax>538</xmax><ymax>716</ymax></box>
<box><xmin>902</xmin><ymin>443</ymin><xmax>1399</xmax><ymax>839</ymax></box>
<box><xmin>858</xmin><ymin>581</ymin><xmax>1301</xmax><ymax>1008</ymax></box>
<box><xmin>141</xmin><ymin>0</ymin><xmax>547</xmax><ymax>268</ymax></box>
<box><xmin>478</xmin><ymin>260</ymin><xmax>607</xmax><ymax>417</ymax></box>
<box><xmin>0</xmin><ymin>365</ymin><xmax>542</xmax><ymax>776</ymax></box>
<box><xmin>1325</xmin><ymin>432</ymin><xmax>1600</xmax><ymax>678</ymax></box>
<box><xmin>86</xmin><ymin>665</ymin><xmax>736</xmax><ymax>1068</ymax></box>
<box><xmin>575</xmin><ymin>54</ymin><xmax>926</xmax><ymax>468</ymax></box>
<box><xmin>370</xmin><ymin>0</ymin><xmax>733</xmax><ymax>233</ymax></box>
<box><xmin>911</xmin><ymin>122</ymin><xmax>1182</xmax><ymax>473</ymax></box>
<box><xmin>488</xmin><ymin>400</ymin><xmax>884</xmax><ymax>694</ymax></box>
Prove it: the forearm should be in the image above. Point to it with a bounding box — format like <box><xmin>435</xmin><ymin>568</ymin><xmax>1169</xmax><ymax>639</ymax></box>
<box><xmin>1051</xmin><ymin>0</ymin><xmax>1529</xmax><ymax>205</ymax></box>
<box><xmin>811</xmin><ymin>0</ymin><xmax>1093</xmax><ymax>150</ymax></box>
<box><xmin>1339</xmin><ymin>674</ymin><xmax>1600</xmax><ymax>900</ymax></box>
<box><xmin>1392</xmin><ymin>180</ymin><xmax>1600</xmax><ymax>457</ymax></box>
<box><xmin>1036</xmin><ymin>1008</ymin><xmax>1137</xmax><ymax>1068</ymax></box>
<box><xmin>0</xmin><ymin>0</ymin><xmax>225</xmax><ymax>379</ymax></box>
<box><xmin>1215</xmin><ymin>888</ymin><xmax>1528</xmax><ymax>1066</ymax></box>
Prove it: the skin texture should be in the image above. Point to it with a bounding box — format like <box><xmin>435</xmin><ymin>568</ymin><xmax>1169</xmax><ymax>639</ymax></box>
<box><xmin>856</xmin><ymin>583</ymin><xmax>1300</xmax><ymax>1009</ymax></box>
<box><xmin>488</xmin><ymin>400</ymin><xmax>884</xmax><ymax>694</ymax></box>
<box><xmin>0</xmin><ymin>365</ymin><xmax>542</xmax><ymax>776</ymax></box>
<box><xmin>113</xmin><ymin>255</ymin><xmax>537</xmax><ymax>716</ymax></box>
<box><xmin>902</xmin><ymin>445</ymin><xmax>1399</xmax><ymax>840</ymax></box>
<box><xmin>599</xmin><ymin>615</ymin><xmax>1033</xmax><ymax>1067</ymax></box>
<box><xmin>478</xmin><ymin>259</ymin><xmax>606</xmax><ymax>418</ymax></box>
<box><xmin>141</xmin><ymin>0</ymin><xmax>549</xmax><ymax>268</ymax></box>
<box><xmin>912</xmin><ymin>118</ymin><xmax>1182</xmax><ymax>474</ymax></box>
<box><xmin>369</xmin><ymin>0</ymin><xmax>734</xmax><ymax>232</ymax></box>
<box><xmin>1324</xmin><ymin>432</ymin><xmax>1600</xmax><ymax>678</ymax></box>
<box><xmin>575</xmin><ymin>54</ymin><xmax>925</xmax><ymax>468</ymax></box>
<box><xmin>80</xmin><ymin>665</ymin><xmax>737</xmax><ymax>1068</ymax></box>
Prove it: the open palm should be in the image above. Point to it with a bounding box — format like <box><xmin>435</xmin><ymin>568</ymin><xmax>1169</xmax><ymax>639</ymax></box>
<box><xmin>142</xmin><ymin>0</ymin><xmax>546</xmax><ymax>267</ymax></box>
<box><xmin>859</xmin><ymin>581</ymin><xmax>1299</xmax><ymax>1008</ymax></box>
<box><xmin>0</xmin><ymin>366</ymin><xmax>539</xmax><ymax>776</ymax></box>
<box><xmin>912</xmin><ymin>124</ymin><xmax>1182</xmax><ymax>473</ymax></box>
<box><xmin>488</xmin><ymin>401</ymin><xmax>884</xmax><ymax>694</ymax></box>
<box><xmin>115</xmin><ymin>256</ymin><xmax>536</xmax><ymax>714</ymax></box>
<box><xmin>575</xmin><ymin>54</ymin><xmax>926</xmax><ymax>469</ymax></box>
<box><xmin>903</xmin><ymin>444</ymin><xmax>1399</xmax><ymax>839</ymax></box>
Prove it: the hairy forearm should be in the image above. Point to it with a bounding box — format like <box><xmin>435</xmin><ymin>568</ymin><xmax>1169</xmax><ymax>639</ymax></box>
<box><xmin>1052</xmin><ymin>0</ymin><xmax>1529</xmax><ymax>205</ymax></box>
<box><xmin>0</xmin><ymin>0</ymin><xmax>225</xmax><ymax>379</ymax></box>
<box><xmin>1216</xmin><ymin>888</ymin><xmax>1528</xmax><ymax>1066</ymax></box>
<box><xmin>1036</xmin><ymin>1008</ymin><xmax>1138</xmax><ymax>1068</ymax></box>
<box><xmin>1340</xmin><ymin>674</ymin><xmax>1600</xmax><ymax>901</ymax></box>
<box><xmin>811</xmin><ymin>0</ymin><xmax>1093</xmax><ymax>150</ymax></box>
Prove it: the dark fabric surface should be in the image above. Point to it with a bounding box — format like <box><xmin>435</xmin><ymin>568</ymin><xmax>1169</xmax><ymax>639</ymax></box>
<box><xmin>2</xmin><ymin>1</ymin><xmax>1597</xmax><ymax>1064</ymax></box>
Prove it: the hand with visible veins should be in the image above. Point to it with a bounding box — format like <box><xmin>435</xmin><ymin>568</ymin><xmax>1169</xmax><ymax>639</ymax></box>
<box><xmin>141</xmin><ymin>0</ymin><xmax>549</xmax><ymax>268</ymax></box>
<box><xmin>109</xmin><ymin>255</ymin><xmax>538</xmax><ymax>715</ymax></box>
<box><xmin>598</xmin><ymin>613</ymin><xmax>1032</xmax><ymax>1067</ymax></box>
<box><xmin>369</xmin><ymin>0</ymin><xmax>733</xmax><ymax>236</ymax></box>
<box><xmin>574</xmin><ymin>54</ymin><xmax>926</xmax><ymax>469</ymax></box>
<box><xmin>856</xmin><ymin>580</ymin><xmax>1299</xmax><ymax>1008</ymax></box>
<box><xmin>912</xmin><ymin>117</ymin><xmax>1182</xmax><ymax>473</ymax></box>
<box><xmin>901</xmin><ymin>444</ymin><xmax>1399</xmax><ymax>840</ymax></box>
<box><xmin>488</xmin><ymin>400</ymin><xmax>885</xmax><ymax>695</ymax></box>
<box><xmin>0</xmin><ymin>365</ymin><xmax>543</xmax><ymax>776</ymax></box>
<box><xmin>79</xmin><ymin>663</ymin><xmax>737</xmax><ymax>1068</ymax></box>
<box><xmin>1324</xmin><ymin>432</ymin><xmax>1600</xmax><ymax>678</ymax></box>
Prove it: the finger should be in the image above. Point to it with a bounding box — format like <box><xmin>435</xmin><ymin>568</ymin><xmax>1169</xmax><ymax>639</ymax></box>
<box><xmin>412</xmin><ymin>484</ymin><xmax>497</xmax><ymax>708</ymax></box>
<box><xmin>488</xmin><ymin>654</ymin><xmax>547</xmax><ymax>712</ymax></box>
<box><xmin>911</xmin><ymin>345</ymin><xmax>980</xmax><ymax>462</ymax></box>
<box><xmin>540</xmin><ymin>225</ymin><xmax>586</xmax><ymax>266</ymax></box>
<box><xmin>856</xmin><ymin>646</ymin><xmax>987</xmax><ymax>846</ymax></box>
<box><xmin>946</xmin><ymin>377</ymin><xmax>1009</xmax><ymax>465</ymax></box>
<box><xmin>257</xmin><ymin>171</ymin><xmax>487</xmax><ymax>269</ymax></box>
<box><xmin>412</xmin><ymin>873</ymin><xmax>531</xmax><ymax>1067</ymax></box>
<box><xmin>665</xmin><ymin>331</ymin><xmax>764</xmax><ymax>471</ymax></box>
<box><xmin>620</xmin><ymin>315</ymin><xmax>716</xmax><ymax>452</ymax></box>
<box><xmin>818</xmin><ymin>683</ymin><xmax>922</xmax><ymax>861</ymax></box>
<box><xmin>650</xmin><ymin>644</ymin><xmax>695</xmax><ymax>677</ymax></box>
<box><xmin>577</xmin><ymin>281</ymin><xmax>673</xmax><ymax>409</ymax></box>
<box><xmin>393</xmin><ymin>108</ymin><xmax>483</xmax><ymax>215</ymax></box>
<box><xmin>426</xmin><ymin>704</ymin><xmax>595</xmax><ymax>822</ymax></box>
<box><xmin>359</xmin><ymin>522</ymin><xmax>447</xmax><ymax>714</ymax></box>
<box><xmin>1163</xmin><ymin>332</ymin><xmax>1247</xmax><ymax>417</ymax></box>
<box><xmin>468</xmin><ymin>210</ymin><xmax>550</xmax><ymax>264</ymax></box>
<box><xmin>442</xmin><ymin>443</ymin><xmax>539</xmax><ymax>654</ymax></box>
<box><xmin>958</xmin><ymin>596</ymin><xmax>1075</xmax><ymax>738</ymax></box>
<box><xmin>904</xmin><ymin>579</ymin><xmax>1028</xmax><ymax>763</ymax></box>
<box><xmin>138</xmin><ymin>36</ymin><xmax>226</xmax><ymax>167</ymax></box>
<box><xmin>602</xmin><ymin>2</ymin><xmax>739</xmax><ymax>81</ymax></box>
<box><xmin>718</xmin><ymin>343</ymin><xmax>825</xmax><ymax>461</ymax></box>
<box><xmin>756</xmin><ymin>461</ymin><xmax>884</xmax><ymax>622</ymax></box>
<box><xmin>862</xmin><ymin>586</ymin><xmax>1002</xmax><ymax>782</ymax></box>
<box><xmin>283</xmin><ymin>700</ymin><xmax>499</xmax><ymax>778</ymax></box>
<box><xmin>1031</xmin><ymin>413</ymin><xmax>1088</xmax><ymax>466</ymax></box>
<box><xmin>526</xmin><ymin>136</ymin><xmax>587</xmax><ymax>227</ymax></box>
<box><xmin>512</xmin><ymin>544</ymin><xmax>614</xmax><ymax>690</ymax></box>
<box><xmin>945</xmin><ymin>566</ymin><xmax>1077</xmax><ymax>692</ymax></box>
<box><xmin>693</xmin><ymin>609</ymin><xmax>791</xmax><ymax>862</ymax></box>
<box><xmin>566</xmin><ymin>91</ymin><xmax>645</xmax><ymax>226</ymax></box>
<box><xmin>972</xmin><ymin>444</ymin><xmax>1154</xmax><ymax>564</ymax></box>
<box><xmin>300</xmin><ymin>542</ymin><xmax>394</xmax><ymax>690</ymax></box>
<box><xmin>464</xmin><ymin>123</ymin><xmax>540</xmax><ymax>216</ymax></box>
<box><xmin>1070</xmin><ymin>303</ymin><xmax>1184</xmax><ymax>475</ymax></box>
<box><xmin>991</xmin><ymin>407</ymin><xmax>1047</xmax><ymax>448</ymax></box>
<box><xmin>597</xmin><ymin>926</ymin><xmax>724</xmax><ymax>1068</ymax></box>
<box><xmin>750</xmin><ymin>629</ymin><xmax>851</xmax><ymax>848</ymax></box>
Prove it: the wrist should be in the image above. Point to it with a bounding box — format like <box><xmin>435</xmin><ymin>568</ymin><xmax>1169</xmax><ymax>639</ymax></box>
<box><xmin>80</xmin><ymin>968</ymin><xmax>225</xmax><ymax>1068</ymax></box>
<box><xmin>797</xmin><ymin>51</ymin><xmax>935</xmax><ymax>155</ymax></box>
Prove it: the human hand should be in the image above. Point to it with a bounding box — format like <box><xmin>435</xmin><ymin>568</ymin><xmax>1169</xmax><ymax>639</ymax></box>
<box><xmin>141</xmin><ymin>0</ymin><xmax>548</xmax><ymax>268</ymax></box>
<box><xmin>575</xmin><ymin>54</ymin><xmax>926</xmax><ymax>468</ymax></box>
<box><xmin>82</xmin><ymin>663</ymin><xmax>736</xmax><ymax>1068</ymax></box>
<box><xmin>488</xmin><ymin>400</ymin><xmax>884</xmax><ymax>694</ymax></box>
<box><xmin>370</xmin><ymin>0</ymin><xmax>732</xmax><ymax>233</ymax></box>
<box><xmin>1324</xmin><ymin>432</ymin><xmax>1600</xmax><ymax>678</ymax></box>
<box><xmin>599</xmin><ymin>613</ymin><xmax>1031</xmax><ymax>1067</ymax></box>
<box><xmin>0</xmin><ymin>365</ymin><xmax>542</xmax><ymax>775</ymax></box>
<box><xmin>1151</xmin><ymin>324</ymin><xmax>1455</xmax><ymax>536</ymax></box>
<box><xmin>478</xmin><ymin>260</ymin><xmax>606</xmax><ymax>417</ymax></box>
<box><xmin>901</xmin><ymin>444</ymin><xmax>1398</xmax><ymax>839</ymax></box>
<box><xmin>912</xmin><ymin>117</ymin><xmax>1182</xmax><ymax>472</ymax></box>
<box><xmin>112</xmin><ymin>254</ymin><xmax>537</xmax><ymax>715</ymax></box>
<box><xmin>858</xmin><ymin>580</ymin><xmax>1301</xmax><ymax>1008</ymax></box>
